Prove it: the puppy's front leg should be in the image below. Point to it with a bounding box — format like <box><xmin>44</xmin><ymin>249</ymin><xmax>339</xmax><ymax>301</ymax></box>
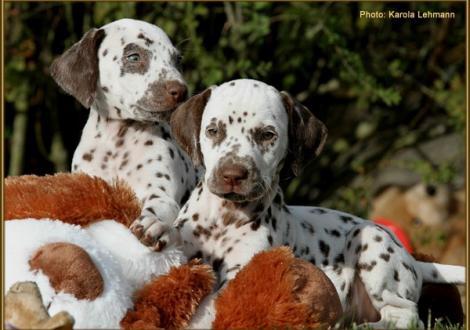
<box><xmin>130</xmin><ymin>188</ymin><xmax>181</xmax><ymax>251</ymax></box>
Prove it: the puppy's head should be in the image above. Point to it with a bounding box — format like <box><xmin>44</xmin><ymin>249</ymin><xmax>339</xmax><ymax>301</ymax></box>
<box><xmin>171</xmin><ymin>79</ymin><xmax>327</xmax><ymax>203</ymax></box>
<box><xmin>50</xmin><ymin>18</ymin><xmax>187</xmax><ymax>122</ymax></box>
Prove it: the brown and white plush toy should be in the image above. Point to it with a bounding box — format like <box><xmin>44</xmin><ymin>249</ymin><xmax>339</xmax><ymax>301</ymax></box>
<box><xmin>5</xmin><ymin>172</ymin><xmax>342</xmax><ymax>329</ymax></box>
<box><xmin>5</xmin><ymin>173</ymin><xmax>210</xmax><ymax>329</ymax></box>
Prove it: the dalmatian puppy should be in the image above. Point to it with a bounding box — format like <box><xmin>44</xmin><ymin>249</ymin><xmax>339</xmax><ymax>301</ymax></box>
<box><xmin>170</xmin><ymin>79</ymin><xmax>465</xmax><ymax>328</ymax></box>
<box><xmin>50</xmin><ymin>19</ymin><xmax>197</xmax><ymax>250</ymax></box>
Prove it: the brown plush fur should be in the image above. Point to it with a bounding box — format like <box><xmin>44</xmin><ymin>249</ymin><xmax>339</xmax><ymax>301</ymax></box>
<box><xmin>5</xmin><ymin>281</ymin><xmax>74</xmax><ymax>330</ymax></box>
<box><xmin>121</xmin><ymin>260</ymin><xmax>215</xmax><ymax>329</ymax></box>
<box><xmin>5</xmin><ymin>172</ymin><xmax>141</xmax><ymax>227</ymax></box>
<box><xmin>213</xmin><ymin>247</ymin><xmax>342</xmax><ymax>329</ymax></box>
<box><xmin>29</xmin><ymin>242</ymin><xmax>104</xmax><ymax>300</ymax></box>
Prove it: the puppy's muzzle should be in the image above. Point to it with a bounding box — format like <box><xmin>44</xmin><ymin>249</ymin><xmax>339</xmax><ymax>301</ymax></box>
<box><xmin>165</xmin><ymin>80</ymin><xmax>187</xmax><ymax>106</ymax></box>
<box><xmin>138</xmin><ymin>80</ymin><xmax>188</xmax><ymax>115</ymax></box>
<box><xmin>221</xmin><ymin>164</ymin><xmax>249</xmax><ymax>189</ymax></box>
<box><xmin>209</xmin><ymin>156</ymin><xmax>263</xmax><ymax>202</ymax></box>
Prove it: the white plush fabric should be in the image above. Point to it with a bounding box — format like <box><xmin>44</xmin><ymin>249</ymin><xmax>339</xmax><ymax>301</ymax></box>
<box><xmin>5</xmin><ymin>219</ymin><xmax>185</xmax><ymax>329</ymax></box>
<box><xmin>87</xmin><ymin>220</ymin><xmax>187</xmax><ymax>289</ymax></box>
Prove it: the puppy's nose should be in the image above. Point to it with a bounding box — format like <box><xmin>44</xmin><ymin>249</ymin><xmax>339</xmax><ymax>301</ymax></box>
<box><xmin>222</xmin><ymin>165</ymin><xmax>249</xmax><ymax>186</ymax></box>
<box><xmin>165</xmin><ymin>80</ymin><xmax>188</xmax><ymax>104</ymax></box>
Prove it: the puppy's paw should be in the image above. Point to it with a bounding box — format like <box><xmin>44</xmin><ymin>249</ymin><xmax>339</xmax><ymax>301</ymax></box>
<box><xmin>130</xmin><ymin>216</ymin><xmax>179</xmax><ymax>251</ymax></box>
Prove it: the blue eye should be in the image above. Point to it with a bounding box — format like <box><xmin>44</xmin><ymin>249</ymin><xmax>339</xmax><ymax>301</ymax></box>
<box><xmin>127</xmin><ymin>53</ymin><xmax>140</xmax><ymax>62</ymax></box>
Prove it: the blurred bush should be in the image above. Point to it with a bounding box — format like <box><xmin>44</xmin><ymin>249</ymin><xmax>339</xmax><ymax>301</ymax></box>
<box><xmin>4</xmin><ymin>2</ymin><xmax>466</xmax><ymax>215</ymax></box>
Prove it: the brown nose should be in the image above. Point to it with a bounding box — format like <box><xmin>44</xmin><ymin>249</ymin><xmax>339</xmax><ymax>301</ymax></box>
<box><xmin>222</xmin><ymin>165</ymin><xmax>249</xmax><ymax>186</ymax></box>
<box><xmin>165</xmin><ymin>80</ymin><xmax>188</xmax><ymax>104</ymax></box>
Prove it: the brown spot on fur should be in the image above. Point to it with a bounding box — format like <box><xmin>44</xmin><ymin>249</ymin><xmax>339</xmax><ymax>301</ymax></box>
<box><xmin>379</xmin><ymin>253</ymin><xmax>390</xmax><ymax>262</ymax></box>
<box><xmin>82</xmin><ymin>153</ymin><xmax>93</xmax><ymax>161</ymax></box>
<box><xmin>116</xmin><ymin>139</ymin><xmax>125</xmax><ymax>147</ymax></box>
<box><xmin>29</xmin><ymin>242</ymin><xmax>103</xmax><ymax>300</ymax></box>
<box><xmin>357</xmin><ymin>261</ymin><xmax>377</xmax><ymax>272</ymax></box>
<box><xmin>117</xmin><ymin>123</ymin><xmax>129</xmax><ymax>137</ymax></box>
<box><xmin>121</xmin><ymin>43</ymin><xmax>151</xmax><ymax>75</ymax></box>
<box><xmin>222</xmin><ymin>212</ymin><xmax>237</xmax><ymax>226</ymax></box>
<box><xmin>137</xmin><ymin>33</ymin><xmax>154</xmax><ymax>46</ymax></box>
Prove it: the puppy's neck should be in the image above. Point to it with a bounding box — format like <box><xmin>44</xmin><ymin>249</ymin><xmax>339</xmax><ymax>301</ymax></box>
<box><xmin>87</xmin><ymin>107</ymin><xmax>146</xmax><ymax>130</ymax></box>
<box><xmin>90</xmin><ymin>99</ymin><xmax>134</xmax><ymax>123</ymax></box>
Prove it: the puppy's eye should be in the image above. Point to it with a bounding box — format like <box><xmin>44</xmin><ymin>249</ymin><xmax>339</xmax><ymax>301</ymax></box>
<box><xmin>127</xmin><ymin>53</ymin><xmax>140</xmax><ymax>62</ymax></box>
<box><xmin>206</xmin><ymin>127</ymin><xmax>218</xmax><ymax>137</ymax></box>
<box><xmin>260</xmin><ymin>131</ymin><xmax>276</xmax><ymax>141</ymax></box>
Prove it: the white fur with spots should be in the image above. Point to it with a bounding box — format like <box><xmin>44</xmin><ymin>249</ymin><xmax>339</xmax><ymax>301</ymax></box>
<box><xmin>52</xmin><ymin>19</ymin><xmax>196</xmax><ymax>250</ymax></box>
<box><xmin>171</xmin><ymin>79</ymin><xmax>465</xmax><ymax>328</ymax></box>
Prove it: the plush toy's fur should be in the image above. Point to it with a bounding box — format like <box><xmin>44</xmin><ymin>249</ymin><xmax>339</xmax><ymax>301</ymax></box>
<box><xmin>5</xmin><ymin>172</ymin><xmax>205</xmax><ymax>329</ymax></box>
<box><xmin>213</xmin><ymin>247</ymin><xmax>342</xmax><ymax>329</ymax></box>
<box><xmin>121</xmin><ymin>260</ymin><xmax>216</xmax><ymax>329</ymax></box>
<box><xmin>5</xmin><ymin>173</ymin><xmax>141</xmax><ymax>227</ymax></box>
<box><xmin>29</xmin><ymin>242</ymin><xmax>104</xmax><ymax>300</ymax></box>
<box><xmin>5</xmin><ymin>281</ymin><xmax>74</xmax><ymax>330</ymax></box>
<box><xmin>6</xmin><ymin>219</ymin><xmax>136</xmax><ymax>328</ymax></box>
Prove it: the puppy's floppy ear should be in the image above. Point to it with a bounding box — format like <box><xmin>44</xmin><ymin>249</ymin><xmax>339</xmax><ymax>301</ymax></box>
<box><xmin>281</xmin><ymin>91</ymin><xmax>328</xmax><ymax>176</ymax></box>
<box><xmin>50</xmin><ymin>28</ymin><xmax>106</xmax><ymax>108</ymax></box>
<box><xmin>170</xmin><ymin>88</ymin><xmax>212</xmax><ymax>166</ymax></box>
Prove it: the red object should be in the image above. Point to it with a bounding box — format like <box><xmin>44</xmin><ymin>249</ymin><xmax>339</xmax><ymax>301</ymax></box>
<box><xmin>373</xmin><ymin>217</ymin><xmax>414</xmax><ymax>253</ymax></box>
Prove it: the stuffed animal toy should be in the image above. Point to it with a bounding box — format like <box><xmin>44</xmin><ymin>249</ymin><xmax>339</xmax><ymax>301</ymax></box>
<box><xmin>213</xmin><ymin>247</ymin><xmax>342</xmax><ymax>329</ymax></box>
<box><xmin>5</xmin><ymin>172</ymin><xmax>343</xmax><ymax>329</ymax></box>
<box><xmin>5</xmin><ymin>173</ymin><xmax>213</xmax><ymax>328</ymax></box>
<box><xmin>370</xmin><ymin>182</ymin><xmax>465</xmax><ymax>266</ymax></box>
<box><xmin>5</xmin><ymin>281</ymin><xmax>74</xmax><ymax>330</ymax></box>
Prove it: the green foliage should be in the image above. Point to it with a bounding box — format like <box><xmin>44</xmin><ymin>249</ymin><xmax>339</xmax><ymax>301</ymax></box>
<box><xmin>4</xmin><ymin>2</ymin><xmax>466</xmax><ymax>214</ymax></box>
<box><xmin>397</xmin><ymin>159</ymin><xmax>458</xmax><ymax>185</ymax></box>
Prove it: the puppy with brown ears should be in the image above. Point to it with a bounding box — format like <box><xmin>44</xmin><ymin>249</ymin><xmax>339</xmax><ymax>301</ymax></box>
<box><xmin>169</xmin><ymin>79</ymin><xmax>465</xmax><ymax>329</ymax></box>
<box><xmin>50</xmin><ymin>18</ymin><xmax>196</xmax><ymax>251</ymax></box>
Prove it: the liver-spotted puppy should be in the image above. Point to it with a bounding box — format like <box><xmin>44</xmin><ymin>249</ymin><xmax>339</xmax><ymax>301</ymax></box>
<box><xmin>51</xmin><ymin>19</ymin><xmax>196</xmax><ymax>250</ymax></box>
<box><xmin>170</xmin><ymin>79</ymin><xmax>465</xmax><ymax>328</ymax></box>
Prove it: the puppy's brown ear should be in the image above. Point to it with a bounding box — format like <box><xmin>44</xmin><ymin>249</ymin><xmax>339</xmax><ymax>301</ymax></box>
<box><xmin>50</xmin><ymin>28</ymin><xmax>106</xmax><ymax>108</ymax></box>
<box><xmin>170</xmin><ymin>88</ymin><xmax>212</xmax><ymax>166</ymax></box>
<box><xmin>281</xmin><ymin>91</ymin><xmax>328</xmax><ymax>176</ymax></box>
